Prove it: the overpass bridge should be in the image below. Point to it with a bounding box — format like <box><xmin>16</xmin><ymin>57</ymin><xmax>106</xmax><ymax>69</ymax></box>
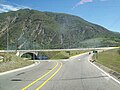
<box><xmin>0</xmin><ymin>47</ymin><xmax>118</xmax><ymax>58</ymax></box>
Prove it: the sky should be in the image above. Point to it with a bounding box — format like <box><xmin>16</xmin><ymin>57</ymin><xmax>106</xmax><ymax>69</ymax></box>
<box><xmin>0</xmin><ymin>0</ymin><xmax>120</xmax><ymax>33</ymax></box>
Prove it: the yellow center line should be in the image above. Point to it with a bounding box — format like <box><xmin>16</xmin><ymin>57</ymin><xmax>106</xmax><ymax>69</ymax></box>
<box><xmin>22</xmin><ymin>62</ymin><xmax>58</xmax><ymax>90</ymax></box>
<box><xmin>36</xmin><ymin>62</ymin><xmax>62</xmax><ymax>90</ymax></box>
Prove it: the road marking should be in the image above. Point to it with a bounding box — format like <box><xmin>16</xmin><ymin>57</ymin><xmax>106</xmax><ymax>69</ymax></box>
<box><xmin>63</xmin><ymin>60</ymin><xmax>67</xmax><ymax>62</ymax></box>
<box><xmin>88</xmin><ymin>57</ymin><xmax>120</xmax><ymax>85</ymax></box>
<box><xmin>36</xmin><ymin>62</ymin><xmax>62</xmax><ymax>90</ymax></box>
<box><xmin>70</xmin><ymin>52</ymin><xmax>87</xmax><ymax>59</ymax></box>
<box><xmin>101</xmin><ymin>73</ymin><xmax>110</xmax><ymax>80</ymax></box>
<box><xmin>22</xmin><ymin>62</ymin><xmax>58</xmax><ymax>90</ymax></box>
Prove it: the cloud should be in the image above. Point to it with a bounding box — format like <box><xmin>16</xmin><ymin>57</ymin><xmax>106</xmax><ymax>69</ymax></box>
<box><xmin>72</xmin><ymin>0</ymin><xmax>108</xmax><ymax>9</ymax></box>
<box><xmin>0</xmin><ymin>3</ymin><xmax>31</xmax><ymax>13</ymax></box>
<box><xmin>72</xmin><ymin>0</ymin><xmax>93</xmax><ymax>9</ymax></box>
<box><xmin>0</xmin><ymin>4</ymin><xmax>19</xmax><ymax>11</ymax></box>
<box><xmin>79</xmin><ymin>0</ymin><xmax>93</xmax><ymax>4</ymax></box>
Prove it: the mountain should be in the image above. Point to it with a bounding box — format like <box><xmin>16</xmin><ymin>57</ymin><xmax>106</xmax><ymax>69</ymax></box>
<box><xmin>0</xmin><ymin>9</ymin><xmax>120</xmax><ymax>50</ymax></box>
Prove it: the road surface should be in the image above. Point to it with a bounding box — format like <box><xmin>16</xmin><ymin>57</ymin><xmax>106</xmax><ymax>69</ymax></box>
<box><xmin>0</xmin><ymin>53</ymin><xmax>120</xmax><ymax>90</ymax></box>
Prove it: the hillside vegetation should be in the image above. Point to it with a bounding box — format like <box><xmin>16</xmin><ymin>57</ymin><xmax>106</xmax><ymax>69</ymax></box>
<box><xmin>0</xmin><ymin>9</ymin><xmax>120</xmax><ymax>50</ymax></box>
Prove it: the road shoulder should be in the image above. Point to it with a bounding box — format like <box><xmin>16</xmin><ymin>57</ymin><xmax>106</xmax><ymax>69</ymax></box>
<box><xmin>88</xmin><ymin>54</ymin><xmax>120</xmax><ymax>84</ymax></box>
<box><xmin>0</xmin><ymin>61</ymin><xmax>40</xmax><ymax>76</ymax></box>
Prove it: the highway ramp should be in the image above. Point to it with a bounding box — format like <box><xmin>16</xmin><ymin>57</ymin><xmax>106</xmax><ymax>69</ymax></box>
<box><xmin>0</xmin><ymin>53</ymin><xmax>120</xmax><ymax>90</ymax></box>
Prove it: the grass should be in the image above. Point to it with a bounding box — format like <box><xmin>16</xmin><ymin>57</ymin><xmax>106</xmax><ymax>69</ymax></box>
<box><xmin>38</xmin><ymin>50</ymin><xmax>88</xmax><ymax>60</ymax></box>
<box><xmin>94</xmin><ymin>49</ymin><xmax>120</xmax><ymax>73</ymax></box>
<box><xmin>51</xmin><ymin>51</ymin><xmax>69</xmax><ymax>59</ymax></box>
<box><xmin>0</xmin><ymin>50</ymin><xmax>88</xmax><ymax>72</ymax></box>
<box><xmin>69</xmin><ymin>50</ymin><xmax>87</xmax><ymax>57</ymax></box>
<box><xmin>0</xmin><ymin>52</ymin><xmax>34</xmax><ymax>73</ymax></box>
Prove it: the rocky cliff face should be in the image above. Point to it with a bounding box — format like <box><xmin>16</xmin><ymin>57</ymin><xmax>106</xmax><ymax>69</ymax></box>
<box><xmin>0</xmin><ymin>9</ymin><xmax>120</xmax><ymax>50</ymax></box>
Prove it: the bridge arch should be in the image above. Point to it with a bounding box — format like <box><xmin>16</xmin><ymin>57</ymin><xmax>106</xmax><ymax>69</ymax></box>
<box><xmin>20</xmin><ymin>52</ymin><xmax>38</xmax><ymax>60</ymax></box>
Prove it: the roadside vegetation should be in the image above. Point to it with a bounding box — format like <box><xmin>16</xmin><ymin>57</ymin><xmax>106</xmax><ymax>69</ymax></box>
<box><xmin>37</xmin><ymin>50</ymin><xmax>88</xmax><ymax>60</ymax></box>
<box><xmin>0</xmin><ymin>50</ymin><xmax>88</xmax><ymax>72</ymax></box>
<box><xmin>93</xmin><ymin>48</ymin><xmax>120</xmax><ymax>73</ymax></box>
<box><xmin>0</xmin><ymin>52</ymin><xmax>33</xmax><ymax>73</ymax></box>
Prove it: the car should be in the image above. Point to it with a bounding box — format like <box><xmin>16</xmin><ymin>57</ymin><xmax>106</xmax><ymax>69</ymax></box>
<box><xmin>34</xmin><ymin>56</ymin><xmax>48</xmax><ymax>60</ymax></box>
<box><xmin>93</xmin><ymin>50</ymin><xmax>98</xmax><ymax>53</ymax></box>
<box><xmin>89</xmin><ymin>52</ymin><xmax>91</xmax><ymax>55</ymax></box>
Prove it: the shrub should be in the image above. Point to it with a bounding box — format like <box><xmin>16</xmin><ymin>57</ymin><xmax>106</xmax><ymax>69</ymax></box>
<box><xmin>118</xmin><ymin>49</ymin><xmax>120</xmax><ymax>55</ymax></box>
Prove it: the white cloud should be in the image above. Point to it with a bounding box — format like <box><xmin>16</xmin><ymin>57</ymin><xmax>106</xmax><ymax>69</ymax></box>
<box><xmin>79</xmin><ymin>0</ymin><xmax>93</xmax><ymax>5</ymax></box>
<box><xmin>72</xmin><ymin>0</ymin><xmax>108</xmax><ymax>9</ymax></box>
<box><xmin>0</xmin><ymin>8</ymin><xmax>7</xmax><ymax>12</ymax></box>
<box><xmin>72</xmin><ymin>0</ymin><xmax>93</xmax><ymax>9</ymax></box>
<box><xmin>0</xmin><ymin>3</ymin><xmax>31</xmax><ymax>13</ymax></box>
<box><xmin>0</xmin><ymin>4</ymin><xmax>19</xmax><ymax>11</ymax></box>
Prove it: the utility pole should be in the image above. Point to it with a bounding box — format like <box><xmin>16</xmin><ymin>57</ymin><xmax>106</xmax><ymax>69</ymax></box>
<box><xmin>5</xmin><ymin>16</ymin><xmax>11</xmax><ymax>62</ymax></box>
<box><xmin>6</xmin><ymin>16</ymin><xmax>11</xmax><ymax>51</ymax></box>
<box><xmin>6</xmin><ymin>25</ymin><xmax>9</xmax><ymax>51</ymax></box>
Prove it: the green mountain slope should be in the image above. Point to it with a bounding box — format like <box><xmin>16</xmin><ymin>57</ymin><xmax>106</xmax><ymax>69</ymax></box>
<box><xmin>0</xmin><ymin>9</ymin><xmax>120</xmax><ymax>50</ymax></box>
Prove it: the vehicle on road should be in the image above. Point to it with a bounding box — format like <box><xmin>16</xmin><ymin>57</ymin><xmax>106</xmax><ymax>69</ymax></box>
<box><xmin>89</xmin><ymin>52</ymin><xmax>91</xmax><ymax>55</ymax></box>
<box><xmin>33</xmin><ymin>56</ymin><xmax>48</xmax><ymax>60</ymax></box>
<box><xmin>93</xmin><ymin>50</ymin><xmax>98</xmax><ymax>53</ymax></box>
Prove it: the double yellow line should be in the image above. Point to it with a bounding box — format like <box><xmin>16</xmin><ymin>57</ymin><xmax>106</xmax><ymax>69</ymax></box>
<box><xmin>22</xmin><ymin>62</ymin><xmax>62</xmax><ymax>90</ymax></box>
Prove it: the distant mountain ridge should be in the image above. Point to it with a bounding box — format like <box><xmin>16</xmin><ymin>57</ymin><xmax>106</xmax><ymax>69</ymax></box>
<box><xmin>0</xmin><ymin>9</ymin><xmax>120</xmax><ymax>50</ymax></box>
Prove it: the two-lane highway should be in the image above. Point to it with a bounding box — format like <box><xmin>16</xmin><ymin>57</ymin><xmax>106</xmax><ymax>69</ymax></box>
<box><xmin>42</xmin><ymin>54</ymin><xmax>120</xmax><ymax>90</ymax></box>
<box><xmin>0</xmin><ymin>61</ymin><xmax>62</xmax><ymax>90</ymax></box>
<box><xmin>0</xmin><ymin>53</ymin><xmax>120</xmax><ymax>90</ymax></box>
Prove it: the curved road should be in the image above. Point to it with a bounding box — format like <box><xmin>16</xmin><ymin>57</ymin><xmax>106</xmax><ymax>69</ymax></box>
<box><xmin>0</xmin><ymin>53</ymin><xmax>120</xmax><ymax>90</ymax></box>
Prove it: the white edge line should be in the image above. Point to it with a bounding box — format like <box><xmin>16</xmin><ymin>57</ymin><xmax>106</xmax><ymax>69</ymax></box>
<box><xmin>88</xmin><ymin>56</ymin><xmax>120</xmax><ymax>85</ymax></box>
<box><xmin>0</xmin><ymin>61</ymin><xmax>40</xmax><ymax>76</ymax></box>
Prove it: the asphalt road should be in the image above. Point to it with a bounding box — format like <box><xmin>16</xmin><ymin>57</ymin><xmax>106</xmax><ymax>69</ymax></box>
<box><xmin>0</xmin><ymin>53</ymin><xmax>120</xmax><ymax>90</ymax></box>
